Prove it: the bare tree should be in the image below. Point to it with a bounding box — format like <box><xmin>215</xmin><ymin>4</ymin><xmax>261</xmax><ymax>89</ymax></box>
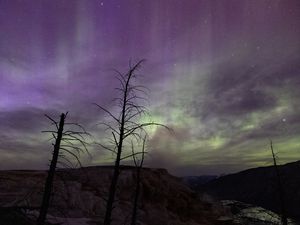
<box><xmin>37</xmin><ymin>112</ymin><xmax>89</xmax><ymax>225</ymax></box>
<box><xmin>94</xmin><ymin>60</ymin><xmax>168</xmax><ymax>225</ymax></box>
<box><xmin>270</xmin><ymin>140</ymin><xmax>287</xmax><ymax>225</ymax></box>
<box><xmin>130</xmin><ymin>136</ymin><xmax>146</xmax><ymax>225</ymax></box>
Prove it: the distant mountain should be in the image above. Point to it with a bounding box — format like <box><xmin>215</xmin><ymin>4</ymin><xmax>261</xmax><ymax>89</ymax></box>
<box><xmin>0</xmin><ymin>166</ymin><xmax>226</xmax><ymax>225</ymax></box>
<box><xmin>200</xmin><ymin>161</ymin><xmax>300</xmax><ymax>222</ymax></box>
<box><xmin>182</xmin><ymin>175</ymin><xmax>217</xmax><ymax>189</ymax></box>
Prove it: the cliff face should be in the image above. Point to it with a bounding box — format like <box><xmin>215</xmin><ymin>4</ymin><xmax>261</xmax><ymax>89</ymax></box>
<box><xmin>201</xmin><ymin>161</ymin><xmax>300</xmax><ymax>222</ymax></box>
<box><xmin>0</xmin><ymin>166</ymin><xmax>225</xmax><ymax>225</ymax></box>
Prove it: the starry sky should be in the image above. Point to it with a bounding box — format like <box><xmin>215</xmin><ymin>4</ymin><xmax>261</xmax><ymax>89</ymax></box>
<box><xmin>0</xmin><ymin>0</ymin><xmax>300</xmax><ymax>175</ymax></box>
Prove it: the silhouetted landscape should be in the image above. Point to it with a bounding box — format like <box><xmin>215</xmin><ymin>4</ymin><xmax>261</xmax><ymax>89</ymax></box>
<box><xmin>0</xmin><ymin>166</ymin><xmax>223</xmax><ymax>225</ymax></box>
<box><xmin>0</xmin><ymin>164</ymin><xmax>300</xmax><ymax>224</ymax></box>
<box><xmin>1</xmin><ymin>0</ymin><xmax>300</xmax><ymax>225</ymax></box>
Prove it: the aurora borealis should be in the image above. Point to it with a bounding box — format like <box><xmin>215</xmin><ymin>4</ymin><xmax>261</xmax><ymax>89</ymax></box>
<box><xmin>0</xmin><ymin>0</ymin><xmax>300</xmax><ymax>175</ymax></box>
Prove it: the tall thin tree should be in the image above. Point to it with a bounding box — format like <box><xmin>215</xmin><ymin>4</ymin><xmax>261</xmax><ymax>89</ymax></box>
<box><xmin>270</xmin><ymin>140</ymin><xmax>287</xmax><ymax>225</ymax></box>
<box><xmin>130</xmin><ymin>136</ymin><xmax>146</xmax><ymax>225</ymax></box>
<box><xmin>37</xmin><ymin>113</ymin><xmax>66</xmax><ymax>225</ymax></box>
<box><xmin>37</xmin><ymin>113</ymin><xmax>89</xmax><ymax>225</ymax></box>
<box><xmin>94</xmin><ymin>60</ymin><xmax>168</xmax><ymax>225</ymax></box>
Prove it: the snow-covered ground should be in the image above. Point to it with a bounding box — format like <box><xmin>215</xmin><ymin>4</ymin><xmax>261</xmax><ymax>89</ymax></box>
<box><xmin>222</xmin><ymin>200</ymin><xmax>298</xmax><ymax>225</ymax></box>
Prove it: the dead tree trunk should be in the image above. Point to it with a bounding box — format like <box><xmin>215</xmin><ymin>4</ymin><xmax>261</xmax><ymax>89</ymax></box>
<box><xmin>103</xmin><ymin>62</ymin><xmax>134</xmax><ymax>225</ymax></box>
<box><xmin>96</xmin><ymin>60</ymin><xmax>169</xmax><ymax>225</ymax></box>
<box><xmin>103</xmin><ymin>136</ymin><xmax>123</xmax><ymax>225</ymax></box>
<box><xmin>36</xmin><ymin>112</ymin><xmax>89</xmax><ymax>225</ymax></box>
<box><xmin>270</xmin><ymin>140</ymin><xmax>287</xmax><ymax>225</ymax></box>
<box><xmin>37</xmin><ymin>113</ymin><xmax>66</xmax><ymax>225</ymax></box>
<box><xmin>130</xmin><ymin>137</ymin><xmax>146</xmax><ymax>225</ymax></box>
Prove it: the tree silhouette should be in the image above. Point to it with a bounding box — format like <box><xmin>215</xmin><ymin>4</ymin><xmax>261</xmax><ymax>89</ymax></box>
<box><xmin>94</xmin><ymin>60</ymin><xmax>168</xmax><ymax>225</ymax></box>
<box><xmin>270</xmin><ymin>140</ymin><xmax>287</xmax><ymax>225</ymax></box>
<box><xmin>130</xmin><ymin>136</ymin><xmax>146</xmax><ymax>225</ymax></box>
<box><xmin>37</xmin><ymin>112</ymin><xmax>89</xmax><ymax>225</ymax></box>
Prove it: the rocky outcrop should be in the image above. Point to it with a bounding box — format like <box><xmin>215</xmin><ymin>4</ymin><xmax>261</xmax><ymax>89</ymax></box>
<box><xmin>0</xmin><ymin>166</ymin><xmax>226</xmax><ymax>225</ymax></box>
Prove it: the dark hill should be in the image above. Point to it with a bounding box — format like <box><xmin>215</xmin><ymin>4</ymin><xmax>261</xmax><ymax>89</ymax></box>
<box><xmin>0</xmin><ymin>166</ymin><xmax>226</xmax><ymax>225</ymax></box>
<box><xmin>201</xmin><ymin>161</ymin><xmax>300</xmax><ymax>222</ymax></box>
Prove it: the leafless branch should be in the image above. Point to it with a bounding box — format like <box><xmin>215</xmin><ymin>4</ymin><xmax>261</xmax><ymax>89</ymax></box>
<box><xmin>93</xmin><ymin>103</ymin><xmax>120</xmax><ymax>123</ymax></box>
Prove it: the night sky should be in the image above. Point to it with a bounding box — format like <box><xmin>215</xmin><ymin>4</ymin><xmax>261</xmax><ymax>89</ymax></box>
<box><xmin>0</xmin><ymin>0</ymin><xmax>300</xmax><ymax>175</ymax></box>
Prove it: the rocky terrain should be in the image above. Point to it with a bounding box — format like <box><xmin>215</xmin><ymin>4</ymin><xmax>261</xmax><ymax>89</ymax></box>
<box><xmin>0</xmin><ymin>166</ymin><xmax>227</xmax><ymax>225</ymax></box>
<box><xmin>195</xmin><ymin>161</ymin><xmax>300</xmax><ymax>223</ymax></box>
